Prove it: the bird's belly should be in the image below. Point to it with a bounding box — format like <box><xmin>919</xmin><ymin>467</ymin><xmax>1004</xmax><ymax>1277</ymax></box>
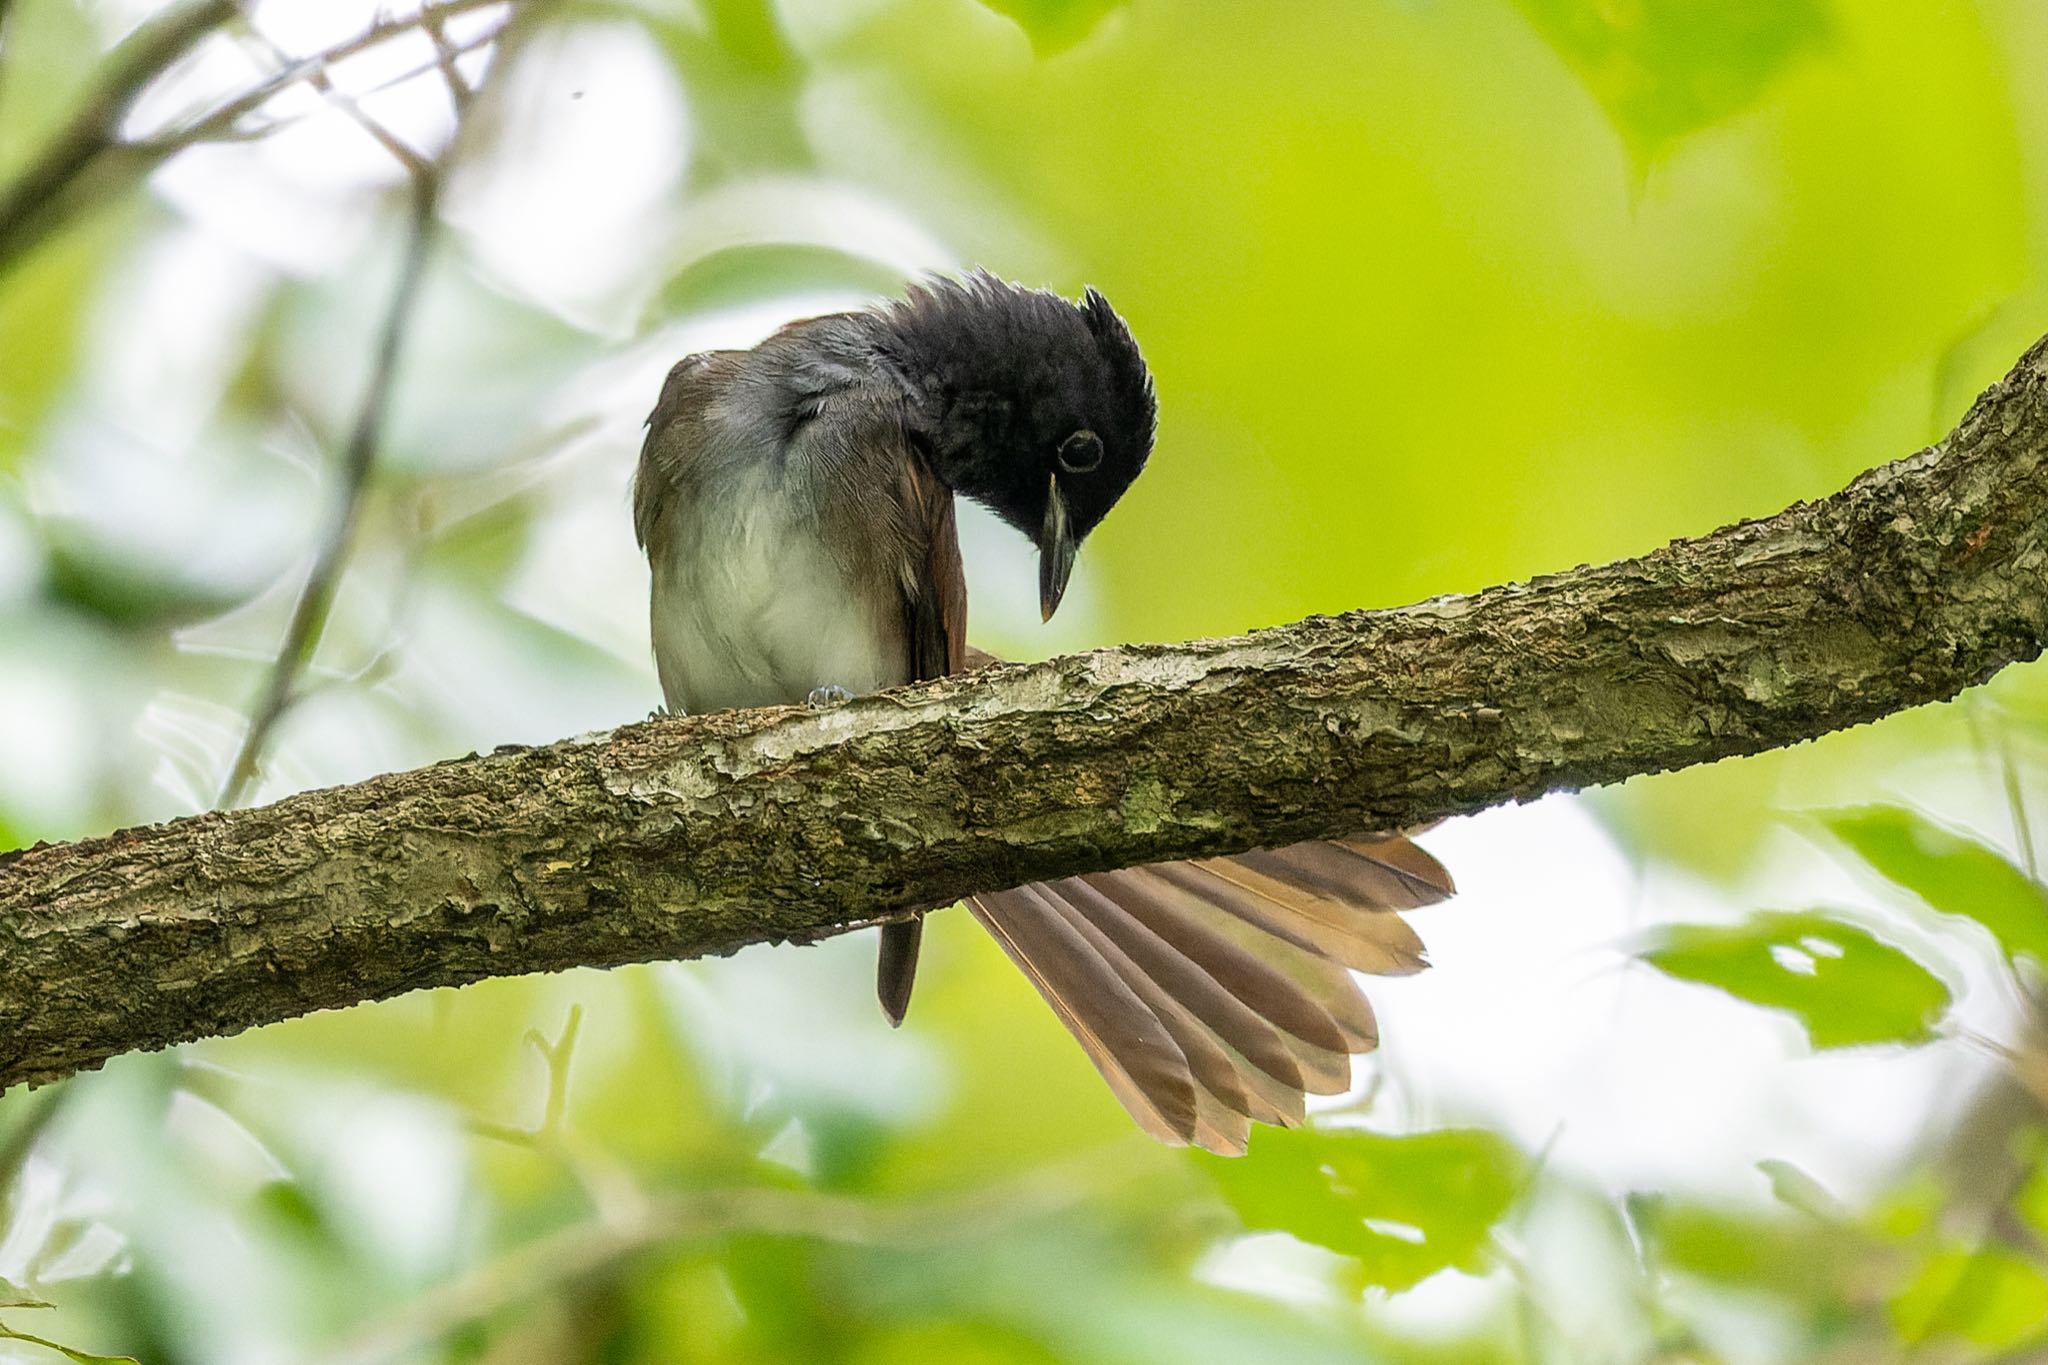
<box><xmin>649</xmin><ymin>489</ymin><xmax>904</xmax><ymax>714</ymax></box>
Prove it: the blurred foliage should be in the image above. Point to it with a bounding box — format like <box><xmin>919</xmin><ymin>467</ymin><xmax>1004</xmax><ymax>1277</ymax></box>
<box><xmin>39</xmin><ymin>532</ymin><xmax>248</xmax><ymax>632</ymax></box>
<box><xmin>1203</xmin><ymin>1127</ymin><xmax>1524</xmax><ymax>1292</ymax></box>
<box><xmin>971</xmin><ymin>0</ymin><xmax>1126</xmax><ymax>55</ymax></box>
<box><xmin>1510</xmin><ymin>0</ymin><xmax>1831</xmax><ymax>166</ymax></box>
<box><xmin>1639</xmin><ymin>909</ymin><xmax>1951</xmax><ymax>1049</ymax></box>
<box><xmin>0</xmin><ymin>215</ymin><xmax>116</xmax><ymax>474</ymax></box>
<box><xmin>1822</xmin><ymin>805</ymin><xmax>2048</xmax><ymax>966</ymax></box>
<box><xmin>3</xmin><ymin>0</ymin><xmax>2048</xmax><ymax>1360</ymax></box>
<box><xmin>1894</xmin><ymin>1241</ymin><xmax>2048</xmax><ymax>1352</ymax></box>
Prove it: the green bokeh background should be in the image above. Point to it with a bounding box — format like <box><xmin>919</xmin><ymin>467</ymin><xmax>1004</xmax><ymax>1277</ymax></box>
<box><xmin>4</xmin><ymin>0</ymin><xmax>2048</xmax><ymax>1360</ymax></box>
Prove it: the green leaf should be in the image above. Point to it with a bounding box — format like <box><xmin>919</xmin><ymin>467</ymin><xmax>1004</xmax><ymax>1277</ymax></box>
<box><xmin>0</xmin><ymin>1280</ymin><xmax>53</xmax><ymax>1310</ymax></box>
<box><xmin>1510</xmin><ymin>0</ymin><xmax>1830</xmax><ymax>164</ymax></box>
<box><xmin>0</xmin><ymin>0</ymin><xmax>102</xmax><ymax>179</ymax></box>
<box><xmin>1632</xmin><ymin>1196</ymin><xmax>1845</xmax><ymax>1297</ymax></box>
<box><xmin>1639</xmin><ymin>910</ymin><xmax>1950</xmax><ymax>1049</ymax></box>
<box><xmin>419</xmin><ymin>492</ymin><xmax>535</xmax><ymax>591</ymax></box>
<box><xmin>972</xmin><ymin>0</ymin><xmax>1128</xmax><ymax>54</ymax></box>
<box><xmin>0</xmin><ymin>214</ymin><xmax>124</xmax><ymax>472</ymax></box>
<box><xmin>1820</xmin><ymin>806</ymin><xmax>2048</xmax><ymax>966</ymax></box>
<box><xmin>1893</xmin><ymin>1242</ymin><xmax>2048</xmax><ymax>1350</ymax></box>
<box><xmin>2018</xmin><ymin>1153</ymin><xmax>2048</xmax><ymax>1247</ymax></box>
<box><xmin>39</xmin><ymin>534</ymin><xmax>249</xmax><ymax>632</ymax></box>
<box><xmin>252</xmin><ymin>1179</ymin><xmax>330</xmax><ymax>1242</ymax></box>
<box><xmin>646</xmin><ymin>244</ymin><xmax>911</xmax><ymax>336</ymax></box>
<box><xmin>1203</xmin><ymin>1126</ymin><xmax>1524</xmax><ymax>1291</ymax></box>
<box><xmin>1757</xmin><ymin>1158</ymin><xmax>1847</xmax><ymax>1222</ymax></box>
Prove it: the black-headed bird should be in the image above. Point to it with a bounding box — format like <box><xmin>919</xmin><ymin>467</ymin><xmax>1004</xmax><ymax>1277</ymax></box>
<box><xmin>633</xmin><ymin>272</ymin><xmax>1451</xmax><ymax>1154</ymax></box>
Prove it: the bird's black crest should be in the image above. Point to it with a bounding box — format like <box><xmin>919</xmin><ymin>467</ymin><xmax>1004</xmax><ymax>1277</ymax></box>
<box><xmin>873</xmin><ymin>270</ymin><xmax>1158</xmax><ymax>543</ymax></box>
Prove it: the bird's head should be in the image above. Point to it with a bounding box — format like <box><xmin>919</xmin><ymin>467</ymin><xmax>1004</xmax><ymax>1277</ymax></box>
<box><xmin>875</xmin><ymin>272</ymin><xmax>1157</xmax><ymax>620</ymax></box>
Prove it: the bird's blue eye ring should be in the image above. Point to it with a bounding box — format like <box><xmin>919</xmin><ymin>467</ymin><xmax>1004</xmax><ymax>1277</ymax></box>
<box><xmin>1058</xmin><ymin>430</ymin><xmax>1104</xmax><ymax>474</ymax></box>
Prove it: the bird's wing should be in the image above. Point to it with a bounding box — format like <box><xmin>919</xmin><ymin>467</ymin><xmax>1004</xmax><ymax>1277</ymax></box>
<box><xmin>632</xmin><ymin>351</ymin><xmax>743</xmax><ymax>555</ymax></box>
<box><xmin>873</xmin><ymin>440</ymin><xmax>969</xmax><ymax>1023</ymax></box>
<box><xmin>896</xmin><ymin>452</ymin><xmax>968</xmax><ymax>680</ymax></box>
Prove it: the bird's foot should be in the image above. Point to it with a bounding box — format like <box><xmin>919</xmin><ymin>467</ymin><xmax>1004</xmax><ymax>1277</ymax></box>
<box><xmin>807</xmin><ymin>685</ymin><xmax>855</xmax><ymax>710</ymax></box>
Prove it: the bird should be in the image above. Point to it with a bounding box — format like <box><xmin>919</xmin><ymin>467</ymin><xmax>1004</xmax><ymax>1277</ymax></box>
<box><xmin>633</xmin><ymin>271</ymin><xmax>1452</xmax><ymax>1155</ymax></box>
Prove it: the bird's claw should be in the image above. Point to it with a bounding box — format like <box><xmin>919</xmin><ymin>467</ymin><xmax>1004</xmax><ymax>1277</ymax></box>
<box><xmin>807</xmin><ymin>685</ymin><xmax>854</xmax><ymax>710</ymax></box>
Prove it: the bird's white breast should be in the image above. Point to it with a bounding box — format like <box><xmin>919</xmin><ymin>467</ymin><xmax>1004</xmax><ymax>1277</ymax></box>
<box><xmin>648</xmin><ymin>462</ymin><xmax>903</xmax><ymax>714</ymax></box>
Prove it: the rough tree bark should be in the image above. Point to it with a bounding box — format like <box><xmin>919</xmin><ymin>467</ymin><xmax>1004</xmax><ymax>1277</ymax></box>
<box><xmin>4</xmin><ymin>336</ymin><xmax>2047</xmax><ymax>1092</ymax></box>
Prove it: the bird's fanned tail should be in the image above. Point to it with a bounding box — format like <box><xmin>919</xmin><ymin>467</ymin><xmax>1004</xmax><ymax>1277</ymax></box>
<box><xmin>966</xmin><ymin>832</ymin><xmax>1453</xmax><ymax>1156</ymax></box>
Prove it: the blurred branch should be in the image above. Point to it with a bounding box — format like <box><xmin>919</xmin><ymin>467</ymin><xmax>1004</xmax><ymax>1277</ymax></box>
<box><xmin>141</xmin><ymin>0</ymin><xmax>512</xmax><ymax>148</ymax></box>
<box><xmin>327</xmin><ymin>1151</ymin><xmax>1150</xmax><ymax>1365</ymax></box>
<box><xmin>293</xmin><ymin>56</ymin><xmax>434</xmax><ymax>179</ymax></box>
<box><xmin>422</xmin><ymin>6</ymin><xmax>480</xmax><ymax>112</ymax></box>
<box><xmin>1999</xmin><ymin>732</ymin><xmax>2039</xmax><ymax>881</ymax></box>
<box><xmin>213</xmin><ymin>11</ymin><xmax>503</xmax><ymax>808</ymax></box>
<box><xmin>0</xmin><ymin>0</ymin><xmax>512</xmax><ymax>281</ymax></box>
<box><xmin>8</xmin><ymin>335</ymin><xmax>2048</xmax><ymax>1088</ymax></box>
<box><xmin>212</xmin><ymin>165</ymin><xmax>437</xmax><ymax>809</ymax></box>
<box><xmin>184</xmin><ymin>27</ymin><xmax>505</xmax><ymax>164</ymax></box>
<box><xmin>1968</xmin><ymin>696</ymin><xmax>2040</xmax><ymax>880</ymax></box>
<box><xmin>0</xmin><ymin>0</ymin><xmax>237</xmax><ymax>277</ymax></box>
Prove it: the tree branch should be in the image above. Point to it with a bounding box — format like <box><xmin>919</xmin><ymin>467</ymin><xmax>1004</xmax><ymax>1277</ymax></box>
<box><xmin>4</xmin><ymin>334</ymin><xmax>2048</xmax><ymax>1092</ymax></box>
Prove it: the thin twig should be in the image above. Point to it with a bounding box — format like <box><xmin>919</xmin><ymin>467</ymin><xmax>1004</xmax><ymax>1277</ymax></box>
<box><xmin>2001</xmin><ymin>740</ymin><xmax>2038</xmax><ymax>882</ymax></box>
<box><xmin>0</xmin><ymin>0</ymin><xmax>510</xmax><ymax>281</ymax></box>
<box><xmin>238</xmin><ymin>26</ymin><xmax>435</xmax><ymax>180</ymax></box>
<box><xmin>212</xmin><ymin>0</ymin><xmax>536</xmax><ymax>805</ymax></box>
<box><xmin>143</xmin><ymin>0</ymin><xmax>511</xmax><ymax>150</ymax></box>
<box><xmin>1967</xmin><ymin>696</ymin><xmax>2038</xmax><ymax>881</ymax></box>
<box><xmin>186</xmin><ymin>23</ymin><xmax>506</xmax><ymax>150</ymax></box>
<box><xmin>214</xmin><ymin>0</ymin><xmax>524</xmax><ymax>807</ymax></box>
<box><xmin>0</xmin><ymin>0</ymin><xmax>237</xmax><ymax>278</ymax></box>
<box><xmin>422</xmin><ymin>6</ymin><xmax>480</xmax><ymax>112</ymax></box>
<box><xmin>215</xmin><ymin>164</ymin><xmax>443</xmax><ymax>808</ymax></box>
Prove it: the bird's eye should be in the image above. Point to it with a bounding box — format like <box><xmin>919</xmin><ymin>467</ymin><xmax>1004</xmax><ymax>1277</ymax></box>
<box><xmin>1057</xmin><ymin>430</ymin><xmax>1104</xmax><ymax>474</ymax></box>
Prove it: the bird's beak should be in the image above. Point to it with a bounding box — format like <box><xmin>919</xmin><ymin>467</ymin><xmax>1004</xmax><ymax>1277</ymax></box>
<box><xmin>1038</xmin><ymin>473</ymin><xmax>1077</xmax><ymax>622</ymax></box>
